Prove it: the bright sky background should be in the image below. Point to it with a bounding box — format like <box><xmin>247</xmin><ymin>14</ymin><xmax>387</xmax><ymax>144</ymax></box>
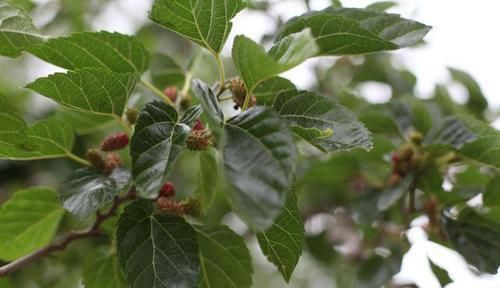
<box><xmin>56</xmin><ymin>0</ymin><xmax>500</xmax><ymax>287</ymax></box>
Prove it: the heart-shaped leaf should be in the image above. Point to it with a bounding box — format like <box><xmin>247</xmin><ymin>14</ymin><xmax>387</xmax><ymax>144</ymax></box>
<box><xmin>223</xmin><ymin>106</ymin><xmax>296</xmax><ymax>229</ymax></box>
<box><xmin>257</xmin><ymin>190</ymin><xmax>304</xmax><ymax>282</ymax></box>
<box><xmin>149</xmin><ymin>0</ymin><xmax>246</xmax><ymax>54</ymax></box>
<box><xmin>277</xmin><ymin>7</ymin><xmax>431</xmax><ymax>55</ymax></box>
<box><xmin>232</xmin><ymin>29</ymin><xmax>319</xmax><ymax>94</ymax></box>
<box><xmin>0</xmin><ymin>187</ymin><xmax>64</xmax><ymax>261</ymax></box>
<box><xmin>117</xmin><ymin>199</ymin><xmax>200</xmax><ymax>288</ymax></box>
<box><xmin>274</xmin><ymin>90</ymin><xmax>372</xmax><ymax>152</ymax></box>
<box><xmin>131</xmin><ymin>101</ymin><xmax>202</xmax><ymax>198</ymax></box>
<box><xmin>60</xmin><ymin>168</ymin><xmax>131</xmax><ymax>220</ymax></box>
<box><xmin>27</xmin><ymin>31</ymin><xmax>150</xmax><ymax>73</ymax></box>
<box><xmin>196</xmin><ymin>225</ymin><xmax>253</xmax><ymax>288</ymax></box>
<box><xmin>26</xmin><ymin>68</ymin><xmax>139</xmax><ymax>117</ymax></box>
<box><xmin>0</xmin><ymin>0</ymin><xmax>43</xmax><ymax>57</ymax></box>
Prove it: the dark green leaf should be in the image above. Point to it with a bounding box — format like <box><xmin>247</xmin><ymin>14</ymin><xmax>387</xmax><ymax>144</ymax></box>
<box><xmin>232</xmin><ymin>29</ymin><xmax>319</xmax><ymax>93</ymax></box>
<box><xmin>484</xmin><ymin>177</ymin><xmax>500</xmax><ymax>206</ymax></box>
<box><xmin>257</xmin><ymin>190</ymin><xmax>304</xmax><ymax>282</ymax></box>
<box><xmin>27</xmin><ymin>31</ymin><xmax>150</xmax><ymax>73</ymax></box>
<box><xmin>117</xmin><ymin>199</ymin><xmax>200</xmax><ymax>288</ymax></box>
<box><xmin>150</xmin><ymin>0</ymin><xmax>246</xmax><ymax>54</ymax></box>
<box><xmin>26</xmin><ymin>68</ymin><xmax>139</xmax><ymax>117</ymax></box>
<box><xmin>442</xmin><ymin>206</ymin><xmax>500</xmax><ymax>274</ymax></box>
<box><xmin>0</xmin><ymin>187</ymin><xmax>64</xmax><ymax>261</ymax></box>
<box><xmin>449</xmin><ymin>67</ymin><xmax>488</xmax><ymax>118</ymax></box>
<box><xmin>82</xmin><ymin>249</ymin><xmax>127</xmax><ymax>288</ymax></box>
<box><xmin>0</xmin><ymin>0</ymin><xmax>42</xmax><ymax>57</ymax></box>
<box><xmin>253</xmin><ymin>77</ymin><xmax>296</xmax><ymax>106</ymax></box>
<box><xmin>274</xmin><ymin>90</ymin><xmax>372</xmax><ymax>152</ymax></box>
<box><xmin>151</xmin><ymin>53</ymin><xmax>185</xmax><ymax>88</ymax></box>
<box><xmin>224</xmin><ymin>107</ymin><xmax>296</xmax><ymax>229</ymax></box>
<box><xmin>60</xmin><ymin>168</ymin><xmax>131</xmax><ymax>220</ymax></box>
<box><xmin>277</xmin><ymin>7</ymin><xmax>431</xmax><ymax>55</ymax></box>
<box><xmin>131</xmin><ymin>101</ymin><xmax>200</xmax><ymax>198</ymax></box>
<box><xmin>196</xmin><ymin>225</ymin><xmax>253</xmax><ymax>288</ymax></box>
<box><xmin>196</xmin><ymin>148</ymin><xmax>218</xmax><ymax>209</ymax></box>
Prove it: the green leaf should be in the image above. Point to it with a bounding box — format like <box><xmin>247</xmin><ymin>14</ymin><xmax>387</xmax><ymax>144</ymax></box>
<box><xmin>366</xmin><ymin>1</ymin><xmax>397</xmax><ymax>12</ymax></box>
<box><xmin>0</xmin><ymin>187</ymin><xmax>64</xmax><ymax>261</ymax></box>
<box><xmin>196</xmin><ymin>225</ymin><xmax>253</xmax><ymax>288</ymax></box>
<box><xmin>0</xmin><ymin>98</ymin><xmax>76</xmax><ymax>161</ymax></box>
<box><xmin>253</xmin><ymin>77</ymin><xmax>296</xmax><ymax>106</ymax></box>
<box><xmin>277</xmin><ymin>7</ymin><xmax>431</xmax><ymax>56</ymax></box>
<box><xmin>192</xmin><ymin>79</ymin><xmax>224</xmax><ymax>125</ymax></box>
<box><xmin>232</xmin><ymin>29</ymin><xmax>319</xmax><ymax>93</ymax></box>
<box><xmin>449</xmin><ymin>67</ymin><xmax>488</xmax><ymax>118</ymax></box>
<box><xmin>149</xmin><ymin>0</ymin><xmax>246</xmax><ymax>54</ymax></box>
<box><xmin>26</xmin><ymin>68</ymin><xmax>139</xmax><ymax>117</ymax></box>
<box><xmin>274</xmin><ymin>90</ymin><xmax>372</xmax><ymax>152</ymax></box>
<box><xmin>196</xmin><ymin>148</ymin><xmax>218</xmax><ymax>209</ymax></box>
<box><xmin>131</xmin><ymin>101</ymin><xmax>201</xmax><ymax>198</ymax></box>
<box><xmin>357</xmin><ymin>248</ymin><xmax>403</xmax><ymax>288</ymax></box>
<box><xmin>377</xmin><ymin>175</ymin><xmax>414</xmax><ymax>211</ymax></box>
<box><xmin>60</xmin><ymin>168</ymin><xmax>131</xmax><ymax>220</ymax></box>
<box><xmin>117</xmin><ymin>199</ymin><xmax>200</xmax><ymax>288</ymax></box>
<box><xmin>425</xmin><ymin>115</ymin><xmax>500</xmax><ymax>169</ymax></box>
<box><xmin>82</xmin><ymin>249</ymin><xmax>127</xmax><ymax>288</ymax></box>
<box><xmin>27</xmin><ymin>31</ymin><xmax>150</xmax><ymax>73</ymax></box>
<box><xmin>442</xmin><ymin>206</ymin><xmax>500</xmax><ymax>274</ymax></box>
<box><xmin>393</xmin><ymin>96</ymin><xmax>434</xmax><ymax>135</ymax></box>
<box><xmin>484</xmin><ymin>177</ymin><xmax>500</xmax><ymax>206</ymax></box>
<box><xmin>55</xmin><ymin>108</ymin><xmax>115</xmax><ymax>135</ymax></box>
<box><xmin>151</xmin><ymin>53</ymin><xmax>185</xmax><ymax>88</ymax></box>
<box><xmin>223</xmin><ymin>107</ymin><xmax>296</xmax><ymax>229</ymax></box>
<box><xmin>257</xmin><ymin>190</ymin><xmax>304</xmax><ymax>282</ymax></box>
<box><xmin>0</xmin><ymin>0</ymin><xmax>42</xmax><ymax>57</ymax></box>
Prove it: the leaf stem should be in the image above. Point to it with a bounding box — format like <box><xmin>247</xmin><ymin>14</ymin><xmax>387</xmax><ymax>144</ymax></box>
<box><xmin>0</xmin><ymin>188</ymin><xmax>136</xmax><ymax>277</ymax></box>
<box><xmin>116</xmin><ymin>116</ymin><xmax>132</xmax><ymax>137</ymax></box>
<box><xmin>66</xmin><ymin>153</ymin><xmax>91</xmax><ymax>166</ymax></box>
<box><xmin>215</xmin><ymin>54</ymin><xmax>226</xmax><ymax>91</ymax></box>
<box><xmin>140</xmin><ymin>79</ymin><xmax>174</xmax><ymax>106</ymax></box>
<box><xmin>241</xmin><ymin>87</ymin><xmax>254</xmax><ymax>111</ymax></box>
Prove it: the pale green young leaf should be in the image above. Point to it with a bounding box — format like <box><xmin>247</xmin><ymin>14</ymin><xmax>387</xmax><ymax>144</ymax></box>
<box><xmin>60</xmin><ymin>168</ymin><xmax>131</xmax><ymax>220</ymax></box>
<box><xmin>257</xmin><ymin>190</ymin><xmax>304</xmax><ymax>282</ymax></box>
<box><xmin>26</xmin><ymin>68</ymin><xmax>139</xmax><ymax>117</ymax></box>
<box><xmin>196</xmin><ymin>225</ymin><xmax>253</xmax><ymax>288</ymax></box>
<box><xmin>196</xmin><ymin>148</ymin><xmax>218</xmax><ymax>209</ymax></box>
<box><xmin>82</xmin><ymin>249</ymin><xmax>127</xmax><ymax>288</ymax></box>
<box><xmin>55</xmin><ymin>108</ymin><xmax>115</xmax><ymax>135</ymax></box>
<box><xmin>232</xmin><ymin>29</ymin><xmax>319</xmax><ymax>94</ymax></box>
<box><xmin>0</xmin><ymin>0</ymin><xmax>42</xmax><ymax>57</ymax></box>
<box><xmin>274</xmin><ymin>90</ymin><xmax>372</xmax><ymax>152</ymax></box>
<box><xmin>224</xmin><ymin>106</ymin><xmax>296</xmax><ymax>229</ymax></box>
<box><xmin>151</xmin><ymin>53</ymin><xmax>185</xmax><ymax>88</ymax></box>
<box><xmin>130</xmin><ymin>101</ymin><xmax>202</xmax><ymax>198</ymax></box>
<box><xmin>27</xmin><ymin>31</ymin><xmax>150</xmax><ymax>73</ymax></box>
<box><xmin>149</xmin><ymin>0</ymin><xmax>246</xmax><ymax>54</ymax></box>
<box><xmin>116</xmin><ymin>199</ymin><xmax>200</xmax><ymax>288</ymax></box>
<box><xmin>277</xmin><ymin>7</ymin><xmax>431</xmax><ymax>55</ymax></box>
<box><xmin>0</xmin><ymin>187</ymin><xmax>64</xmax><ymax>261</ymax></box>
<box><xmin>366</xmin><ymin>1</ymin><xmax>397</xmax><ymax>11</ymax></box>
<box><xmin>0</xmin><ymin>97</ymin><xmax>75</xmax><ymax>161</ymax></box>
<box><xmin>484</xmin><ymin>177</ymin><xmax>500</xmax><ymax>206</ymax></box>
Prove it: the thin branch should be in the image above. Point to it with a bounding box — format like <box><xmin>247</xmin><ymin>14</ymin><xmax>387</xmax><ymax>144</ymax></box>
<box><xmin>0</xmin><ymin>187</ymin><xmax>136</xmax><ymax>277</ymax></box>
<box><xmin>140</xmin><ymin>79</ymin><xmax>175</xmax><ymax>106</ymax></box>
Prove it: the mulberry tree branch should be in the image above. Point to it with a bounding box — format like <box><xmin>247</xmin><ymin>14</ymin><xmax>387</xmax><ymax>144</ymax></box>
<box><xmin>0</xmin><ymin>187</ymin><xmax>136</xmax><ymax>277</ymax></box>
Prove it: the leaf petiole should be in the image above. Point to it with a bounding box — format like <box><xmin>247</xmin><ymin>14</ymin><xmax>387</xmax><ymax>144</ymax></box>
<box><xmin>66</xmin><ymin>153</ymin><xmax>91</xmax><ymax>166</ymax></box>
<box><xmin>140</xmin><ymin>79</ymin><xmax>174</xmax><ymax>106</ymax></box>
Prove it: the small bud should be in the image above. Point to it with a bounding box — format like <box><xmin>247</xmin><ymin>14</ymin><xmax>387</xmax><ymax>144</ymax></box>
<box><xmin>100</xmin><ymin>133</ymin><xmax>129</xmax><ymax>152</ymax></box>
<box><xmin>181</xmin><ymin>197</ymin><xmax>202</xmax><ymax>217</ymax></box>
<box><xmin>103</xmin><ymin>153</ymin><xmax>123</xmax><ymax>175</ymax></box>
<box><xmin>398</xmin><ymin>143</ymin><xmax>414</xmax><ymax>161</ymax></box>
<box><xmin>156</xmin><ymin>197</ymin><xmax>184</xmax><ymax>216</ymax></box>
<box><xmin>186</xmin><ymin>130</ymin><xmax>212</xmax><ymax>151</ymax></box>
<box><xmin>193</xmin><ymin>119</ymin><xmax>204</xmax><ymax>131</ymax></box>
<box><xmin>410</xmin><ymin>131</ymin><xmax>423</xmax><ymax>145</ymax></box>
<box><xmin>160</xmin><ymin>182</ymin><xmax>176</xmax><ymax>198</ymax></box>
<box><xmin>125</xmin><ymin>108</ymin><xmax>139</xmax><ymax>125</ymax></box>
<box><xmin>163</xmin><ymin>86</ymin><xmax>178</xmax><ymax>103</ymax></box>
<box><xmin>180</xmin><ymin>98</ymin><xmax>192</xmax><ymax>110</ymax></box>
<box><xmin>86</xmin><ymin>149</ymin><xmax>106</xmax><ymax>171</ymax></box>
